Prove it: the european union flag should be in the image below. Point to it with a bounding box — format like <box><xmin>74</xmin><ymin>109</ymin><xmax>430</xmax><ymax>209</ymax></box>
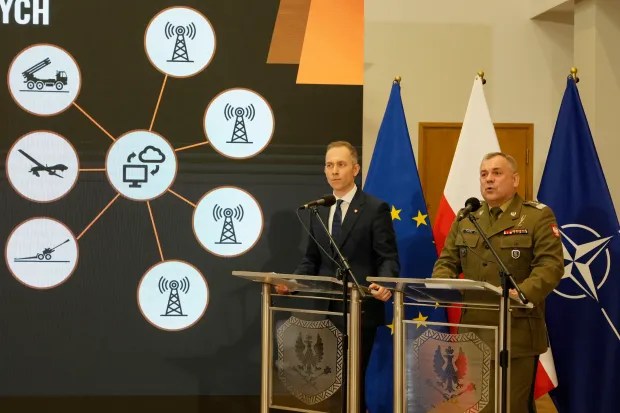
<box><xmin>363</xmin><ymin>81</ymin><xmax>445</xmax><ymax>412</ymax></box>
<box><xmin>538</xmin><ymin>77</ymin><xmax>620</xmax><ymax>413</ymax></box>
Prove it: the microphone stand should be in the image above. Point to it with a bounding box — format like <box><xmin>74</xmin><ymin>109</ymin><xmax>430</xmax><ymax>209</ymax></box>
<box><xmin>309</xmin><ymin>206</ymin><xmax>367</xmax><ymax>413</ymax></box>
<box><xmin>466</xmin><ymin>212</ymin><xmax>528</xmax><ymax>413</ymax></box>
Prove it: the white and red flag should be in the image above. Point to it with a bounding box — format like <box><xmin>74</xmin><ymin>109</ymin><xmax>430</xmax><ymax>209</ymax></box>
<box><xmin>534</xmin><ymin>348</ymin><xmax>558</xmax><ymax>398</ymax></box>
<box><xmin>432</xmin><ymin>75</ymin><xmax>500</xmax><ymax>254</ymax></box>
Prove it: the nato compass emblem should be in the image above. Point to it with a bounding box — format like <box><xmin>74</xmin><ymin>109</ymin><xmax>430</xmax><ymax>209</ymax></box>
<box><xmin>556</xmin><ymin>224</ymin><xmax>619</xmax><ymax>339</ymax></box>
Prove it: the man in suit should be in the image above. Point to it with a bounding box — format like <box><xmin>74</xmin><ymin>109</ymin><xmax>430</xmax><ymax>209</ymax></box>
<box><xmin>432</xmin><ymin>152</ymin><xmax>564</xmax><ymax>413</ymax></box>
<box><xmin>278</xmin><ymin>140</ymin><xmax>399</xmax><ymax>412</ymax></box>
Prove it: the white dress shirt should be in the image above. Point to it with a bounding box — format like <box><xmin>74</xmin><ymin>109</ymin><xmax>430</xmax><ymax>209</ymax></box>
<box><xmin>328</xmin><ymin>185</ymin><xmax>357</xmax><ymax>234</ymax></box>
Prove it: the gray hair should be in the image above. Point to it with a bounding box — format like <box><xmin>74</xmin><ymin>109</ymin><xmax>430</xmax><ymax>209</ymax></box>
<box><xmin>482</xmin><ymin>152</ymin><xmax>518</xmax><ymax>172</ymax></box>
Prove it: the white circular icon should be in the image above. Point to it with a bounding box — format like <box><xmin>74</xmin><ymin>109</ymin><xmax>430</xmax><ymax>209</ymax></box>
<box><xmin>105</xmin><ymin>130</ymin><xmax>177</xmax><ymax>201</ymax></box>
<box><xmin>204</xmin><ymin>88</ymin><xmax>275</xmax><ymax>159</ymax></box>
<box><xmin>5</xmin><ymin>217</ymin><xmax>78</xmax><ymax>289</ymax></box>
<box><xmin>7</xmin><ymin>44</ymin><xmax>81</xmax><ymax>116</ymax></box>
<box><xmin>193</xmin><ymin>186</ymin><xmax>264</xmax><ymax>257</ymax></box>
<box><xmin>137</xmin><ymin>260</ymin><xmax>209</xmax><ymax>331</ymax></box>
<box><xmin>145</xmin><ymin>6</ymin><xmax>216</xmax><ymax>78</ymax></box>
<box><xmin>6</xmin><ymin>131</ymin><xmax>79</xmax><ymax>202</ymax></box>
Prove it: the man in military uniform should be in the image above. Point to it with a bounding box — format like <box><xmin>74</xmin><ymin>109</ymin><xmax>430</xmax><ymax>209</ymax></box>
<box><xmin>432</xmin><ymin>152</ymin><xmax>564</xmax><ymax>412</ymax></box>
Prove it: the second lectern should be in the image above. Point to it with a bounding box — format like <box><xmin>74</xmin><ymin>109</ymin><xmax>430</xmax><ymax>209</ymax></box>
<box><xmin>367</xmin><ymin>276</ymin><xmax>533</xmax><ymax>413</ymax></box>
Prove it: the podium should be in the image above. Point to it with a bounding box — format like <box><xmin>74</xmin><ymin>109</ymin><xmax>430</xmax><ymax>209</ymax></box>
<box><xmin>232</xmin><ymin>271</ymin><xmax>365</xmax><ymax>413</ymax></box>
<box><xmin>367</xmin><ymin>277</ymin><xmax>533</xmax><ymax>413</ymax></box>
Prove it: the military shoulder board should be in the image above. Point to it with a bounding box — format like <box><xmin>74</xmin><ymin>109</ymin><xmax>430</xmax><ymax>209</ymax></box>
<box><xmin>524</xmin><ymin>201</ymin><xmax>546</xmax><ymax>210</ymax></box>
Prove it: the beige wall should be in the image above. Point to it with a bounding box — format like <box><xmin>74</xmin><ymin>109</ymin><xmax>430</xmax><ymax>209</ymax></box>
<box><xmin>574</xmin><ymin>0</ymin><xmax>620</xmax><ymax>209</ymax></box>
<box><xmin>364</xmin><ymin>0</ymin><xmax>620</xmax><ymax>209</ymax></box>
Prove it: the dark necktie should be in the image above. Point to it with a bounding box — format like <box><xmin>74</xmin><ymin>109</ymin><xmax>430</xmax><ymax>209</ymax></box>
<box><xmin>490</xmin><ymin>207</ymin><xmax>502</xmax><ymax>224</ymax></box>
<box><xmin>332</xmin><ymin>199</ymin><xmax>344</xmax><ymax>240</ymax></box>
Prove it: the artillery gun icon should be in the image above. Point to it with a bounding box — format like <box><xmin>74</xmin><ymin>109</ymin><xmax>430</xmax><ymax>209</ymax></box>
<box><xmin>22</xmin><ymin>57</ymin><xmax>68</xmax><ymax>91</ymax></box>
<box><xmin>14</xmin><ymin>239</ymin><xmax>70</xmax><ymax>262</ymax></box>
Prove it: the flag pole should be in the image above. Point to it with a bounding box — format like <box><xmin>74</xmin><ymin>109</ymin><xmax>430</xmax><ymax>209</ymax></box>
<box><xmin>570</xmin><ymin>66</ymin><xmax>579</xmax><ymax>83</ymax></box>
<box><xmin>391</xmin><ymin>74</ymin><xmax>405</xmax><ymax>413</ymax></box>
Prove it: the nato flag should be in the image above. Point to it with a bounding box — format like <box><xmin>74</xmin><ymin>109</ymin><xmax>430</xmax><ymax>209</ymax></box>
<box><xmin>538</xmin><ymin>77</ymin><xmax>620</xmax><ymax>412</ymax></box>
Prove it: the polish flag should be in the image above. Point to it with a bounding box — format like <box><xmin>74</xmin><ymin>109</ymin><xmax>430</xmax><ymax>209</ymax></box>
<box><xmin>432</xmin><ymin>75</ymin><xmax>500</xmax><ymax>333</ymax></box>
<box><xmin>432</xmin><ymin>75</ymin><xmax>500</xmax><ymax>254</ymax></box>
<box><xmin>534</xmin><ymin>347</ymin><xmax>558</xmax><ymax>399</ymax></box>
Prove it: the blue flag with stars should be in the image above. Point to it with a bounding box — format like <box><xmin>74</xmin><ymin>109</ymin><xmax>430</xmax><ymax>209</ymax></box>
<box><xmin>363</xmin><ymin>81</ymin><xmax>445</xmax><ymax>412</ymax></box>
<box><xmin>538</xmin><ymin>77</ymin><xmax>620</xmax><ymax>413</ymax></box>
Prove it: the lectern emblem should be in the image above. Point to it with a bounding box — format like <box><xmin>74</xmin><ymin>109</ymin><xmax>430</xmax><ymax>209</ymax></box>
<box><xmin>276</xmin><ymin>316</ymin><xmax>343</xmax><ymax>405</ymax></box>
<box><xmin>411</xmin><ymin>330</ymin><xmax>491</xmax><ymax>412</ymax></box>
<box><xmin>433</xmin><ymin>345</ymin><xmax>469</xmax><ymax>394</ymax></box>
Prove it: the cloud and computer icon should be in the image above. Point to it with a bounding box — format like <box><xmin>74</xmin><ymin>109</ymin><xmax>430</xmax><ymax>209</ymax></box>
<box><xmin>123</xmin><ymin>145</ymin><xmax>166</xmax><ymax>188</ymax></box>
<box><xmin>105</xmin><ymin>130</ymin><xmax>177</xmax><ymax>201</ymax></box>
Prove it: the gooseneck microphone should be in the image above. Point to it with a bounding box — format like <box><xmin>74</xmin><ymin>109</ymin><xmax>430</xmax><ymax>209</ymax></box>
<box><xmin>298</xmin><ymin>194</ymin><xmax>337</xmax><ymax>210</ymax></box>
<box><xmin>457</xmin><ymin>197</ymin><xmax>482</xmax><ymax>221</ymax></box>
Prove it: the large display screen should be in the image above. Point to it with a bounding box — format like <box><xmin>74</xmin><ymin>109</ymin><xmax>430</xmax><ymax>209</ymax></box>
<box><xmin>0</xmin><ymin>0</ymin><xmax>362</xmax><ymax>396</ymax></box>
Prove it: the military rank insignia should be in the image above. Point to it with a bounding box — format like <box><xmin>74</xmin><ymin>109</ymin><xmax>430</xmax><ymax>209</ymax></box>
<box><xmin>551</xmin><ymin>224</ymin><xmax>561</xmax><ymax>238</ymax></box>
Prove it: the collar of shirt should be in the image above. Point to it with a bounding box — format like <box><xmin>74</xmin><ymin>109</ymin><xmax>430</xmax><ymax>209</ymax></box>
<box><xmin>486</xmin><ymin>196</ymin><xmax>515</xmax><ymax>220</ymax></box>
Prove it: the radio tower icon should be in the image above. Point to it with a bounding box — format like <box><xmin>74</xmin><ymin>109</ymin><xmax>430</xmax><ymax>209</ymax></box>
<box><xmin>159</xmin><ymin>276</ymin><xmax>190</xmax><ymax>316</ymax></box>
<box><xmin>213</xmin><ymin>204</ymin><xmax>244</xmax><ymax>244</ymax></box>
<box><xmin>224</xmin><ymin>103</ymin><xmax>255</xmax><ymax>144</ymax></box>
<box><xmin>164</xmin><ymin>22</ymin><xmax>197</xmax><ymax>63</ymax></box>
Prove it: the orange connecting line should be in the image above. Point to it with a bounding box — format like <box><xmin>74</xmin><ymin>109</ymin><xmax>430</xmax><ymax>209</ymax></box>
<box><xmin>77</xmin><ymin>193</ymin><xmax>121</xmax><ymax>240</ymax></box>
<box><xmin>147</xmin><ymin>201</ymin><xmax>164</xmax><ymax>261</ymax></box>
<box><xmin>72</xmin><ymin>102</ymin><xmax>116</xmax><ymax>142</ymax></box>
<box><xmin>175</xmin><ymin>141</ymin><xmax>209</xmax><ymax>152</ymax></box>
<box><xmin>167</xmin><ymin>188</ymin><xmax>197</xmax><ymax>208</ymax></box>
<box><xmin>79</xmin><ymin>168</ymin><xmax>105</xmax><ymax>172</ymax></box>
<box><xmin>150</xmin><ymin>75</ymin><xmax>168</xmax><ymax>131</ymax></box>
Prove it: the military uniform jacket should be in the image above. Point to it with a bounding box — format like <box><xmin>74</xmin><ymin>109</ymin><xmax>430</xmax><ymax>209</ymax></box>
<box><xmin>432</xmin><ymin>195</ymin><xmax>564</xmax><ymax>357</ymax></box>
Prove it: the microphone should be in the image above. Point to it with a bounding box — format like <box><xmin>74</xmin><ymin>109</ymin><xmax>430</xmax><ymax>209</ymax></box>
<box><xmin>457</xmin><ymin>197</ymin><xmax>482</xmax><ymax>221</ymax></box>
<box><xmin>298</xmin><ymin>194</ymin><xmax>337</xmax><ymax>210</ymax></box>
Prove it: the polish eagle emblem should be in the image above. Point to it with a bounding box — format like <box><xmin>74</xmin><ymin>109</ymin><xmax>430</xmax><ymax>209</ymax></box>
<box><xmin>276</xmin><ymin>316</ymin><xmax>342</xmax><ymax>405</ymax></box>
<box><xmin>433</xmin><ymin>345</ymin><xmax>469</xmax><ymax>393</ymax></box>
<box><xmin>295</xmin><ymin>332</ymin><xmax>331</xmax><ymax>378</ymax></box>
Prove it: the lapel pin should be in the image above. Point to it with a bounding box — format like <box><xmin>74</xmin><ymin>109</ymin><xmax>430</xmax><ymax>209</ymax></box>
<box><xmin>510</xmin><ymin>211</ymin><xmax>517</xmax><ymax>217</ymax></box>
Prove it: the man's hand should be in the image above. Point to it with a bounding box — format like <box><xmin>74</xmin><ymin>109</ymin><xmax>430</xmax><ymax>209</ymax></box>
<box><xmin>275</xmin><ymin>284</ymin><xmax>290</xmax><ymax>294</ymax></box>
<box><xmin>368</xmin><ymin>283</ymin><xmax>391</xmax><ymax>302</ymax></box>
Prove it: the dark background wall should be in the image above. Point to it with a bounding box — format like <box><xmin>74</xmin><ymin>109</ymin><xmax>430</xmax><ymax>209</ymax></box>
<box><xmin>0</xmin><ymin>0</ymin><xmax>362</xmax><ymax>406</ymax></box>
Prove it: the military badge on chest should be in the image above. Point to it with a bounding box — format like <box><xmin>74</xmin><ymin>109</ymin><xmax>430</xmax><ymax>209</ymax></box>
<box><xmin>503</xmin><ymin>229</ymin><xmax>528</xmax><ymax>235</ymax></box>
<box><xmin>511</xmin><ymin>249</ymin><xmax>521</xmax><ymax>259</ymax></box>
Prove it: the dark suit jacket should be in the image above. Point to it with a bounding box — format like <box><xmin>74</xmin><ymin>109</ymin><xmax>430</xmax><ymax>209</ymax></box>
<box><xmin>295</xmin><ymin>189</ymin><xmax>400</xmax><ymax>325</ymax></box>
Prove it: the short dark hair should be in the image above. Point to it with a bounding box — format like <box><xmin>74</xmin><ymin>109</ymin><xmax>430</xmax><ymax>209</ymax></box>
<box><xmin>326</xmin><ymin>141</ymin><xmax>359</xmax><ymax>164</ymax></box>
